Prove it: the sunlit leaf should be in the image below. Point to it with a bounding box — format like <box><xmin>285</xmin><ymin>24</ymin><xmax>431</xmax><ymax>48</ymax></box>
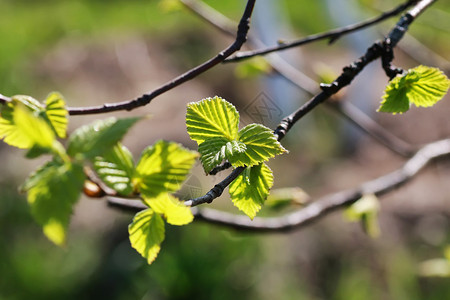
<box><xmin>0</xmin><ymin>96</ymin><xmax>45</xmax><ymax>149</ymax></box>
<box><xmin>229</xmin><ymin>163</ymin><xmax>274</xmax><ymax>219</ymax></box>
<box><xmin>129</xmin><ymin>208</ymin><xmax>165</xmax><ymax>264</ymax></box>
<box><xmin>21</xmin><ymin>160</ymin><xmax>85</xmax><ymax>246</ymax></box>
<box><xmin>67</xmin><ymin>117</ymin><xmax>139</xmax><ymax>159</ymax></box>
<box><xmin>230</xmin><ymin>123</ymin><xmax>286</xmax><ymax>167</ymax></box>
<box><xmin>14</xmin><ymin>104</ymin><xmax>55</xmax><ymax>149</ymax></box>
<box><xmin>186</xmin><ymin>96</ymin><xmax>239</xmax><ymax>144</ymax></box>
<box><xmin>45</xmin><ymin>92</ymin><xmax>68</xmax><ymax>138</ymax></box>
<box><xmin>134</xmin><ymin>140</ymin><xmax>198</xmax><ymax>198</ymax></box>
<box><xmin>93</xmin><ymin>143</ymin><xmax>135</xmax><ymax>196</ymax></box>
<box><xmin>25</xmin><ymin>145</ymin><xmax>52</xmax><ymax>159</ymax></box>
<box><xmin>265</xmin><ymin>187</ymin><xmax>310</xmax><ymax>209</ymax></box>
<box><xmin>11</xmin><ymin>95</ymin><xmax>43</xmax><ymax>111</ymax></box>
<box><xmin>378</xmin><ymin>65</ymin><xmax>450</xmax><ymax>114</ymax></box>
<box><xmin>145</xmin><ymin>194</ymin><xmax>193</xmax><ymax>226</ymax></box>
<box><xmin>198</xmin><ymin>137</ymin><xmax>246</xmax><ymax>174</ymax></box>
<box><xmin>344</xmin><ymin>194</ymin><xmax>380</xmax><ymax>238</ymax></box>
<box><xmin>235</xmin><ymin>57</ymin><xmax>272</xmax><ymax>79</ymax></box>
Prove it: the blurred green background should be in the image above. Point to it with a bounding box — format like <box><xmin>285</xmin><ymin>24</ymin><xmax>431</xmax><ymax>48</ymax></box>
<box><xmin>0</xmin><ymin>0</ymin><xmax>449</xmax><ymax>299</ymax></box>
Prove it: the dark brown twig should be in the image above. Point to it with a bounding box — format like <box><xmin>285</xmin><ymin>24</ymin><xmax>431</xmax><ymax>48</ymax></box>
<box><xmin>185</xmin><ymin>0</ymin><xmax>436</xmax><ymax>207</ymax></box>
<box><xmin>225</xmin><ymin>0</ymin><xmax>418</xmax><ymax>63</ymax></box>
<box><xmin>66</xmin><ymin>0</ymin><xmax>256</xmax><ymax>115</ymax></box>
<box><xmin>185</xmin><ymin>0</ymin><xmax>414</xmax><ymax>162</ymax></box>
<box><xmin>108</xmin><ymin>138</ymin><xmax>450</xmax><ymax>231</ymax></box>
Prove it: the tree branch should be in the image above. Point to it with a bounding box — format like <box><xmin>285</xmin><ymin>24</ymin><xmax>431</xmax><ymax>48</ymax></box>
<box><xmin>66</xmin><ymin>0</ymin><xmax>256</xmax><ymax>115</ymax></box>
<box><xmin>184</xmin><ymin>167</ymin><xmax>245</xmax><ymax>206</ymax></box>
<box><xmin>274</xmin><ymin>0</ymin><xmax>435</xmax><ymax>141</ymax></box>
<box><xmin>225</xmin><ymin>0</ymin><xmax>418</xmax><ymax>63</ymax></box>
<box><xmin>108</xmin><ymin>138</ymin><xmax>450</xmax><ymax>232</ymax></box>
<box><xmin>184</xmin><ymin>0</ymin><xmax>436</xmax><ymax>207</ymax></box>
<box><xmin>183</xmin><ymin>0</ymin><xmax>415</xmax><ymax>164</ymax></box>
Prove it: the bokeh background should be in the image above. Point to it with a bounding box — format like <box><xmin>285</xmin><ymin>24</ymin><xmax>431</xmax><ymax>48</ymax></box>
<box><xmin>0</xmin><ymin>0</ymin><xmax>449</xmax><ymax>299</ymax></box>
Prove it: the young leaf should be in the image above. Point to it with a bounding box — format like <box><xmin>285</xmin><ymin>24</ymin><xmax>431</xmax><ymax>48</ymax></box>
<box><xmin>134</xmin><ymin>140</ymin><xmax>198</xmax><ymax>198</ymax></box>
<box><xmin>129</xmin><ymin>208</ymin><xmax>165</xmax><ymax>264</ymax></box>
<box><xmin>198</xmin><ymin>137</ymin><xmax>246</xmax><ymax>174</ymax></box>
<box><xmin>265</xmin><ymin>187</ymin><xmax>310</xmax><ymax>209</ymax></box>
<box><xmin>186</xmin><ymin>96</ymin><xmax>239</xmax><ymax>144</ymax></box>
<box><xmin>93</xmin><ymin>143</ymin><xmax>135</xmax><ymax>196</ymax></box>
<box><xmin>67</xmin><ymin>117</ymin><xmax>139</xmax><ymax>159</ymax></box>
<box><xmin>21</xmin><ymin>160</ymin><xmax>85</xmax><ymax>246</ymax></box>
<box><xmin>229</xmin><ymin>163</ymin><xmax>274</xmax><ymax>219</ymax></box>
<box><xmin>26</xmin><ymin>145</ymin><xmax>52</xmax><ymax>159</ymax></box>
<box><xmin>45</xmin><ymin>92</ymin><xmax>68</xmax><ymax>138</ymax></box>
<box><xmin>378</xmin><ymin>65</ymin><xmax>450</xmax><ymax>114</ymax></box>
<box><xmin>14</xmin><ymin>104</ymin><xmax>55</xmax><ymax>149</ymax></box>
<box><xmin>344</xmin><ymin>194</ymin><xmax>380</xmax><ymax>238</ymax></box>
<box><xmin>145</xmin><ymin>194</ymin><xmax>194</xmax><ymax>226</ymax></box>
<box><xmin>231</xmin><ymin>123</ymin><xmax>286</xmax><ymax>167</ymax></box>
<box><xmin>0</xmin><ymin>96</ymin><xmax>45</xmax><ymax>149</ymax></box>
<box><xmin>11</xmin><ymin>95</ymin><xmax>43</xmax><ymax>111</ymax></box>
<box><xmin>234</xmin><ymin>57</ymin><xmax>272</xmax><ymax>79</ymax></box>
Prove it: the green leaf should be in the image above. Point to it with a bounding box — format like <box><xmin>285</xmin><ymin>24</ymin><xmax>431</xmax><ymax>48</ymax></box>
<box><xmin>198</xmin><ymin>137</ymin><xmax>246</xmax><ymax>174</ymax></box>
<box><xmin>21</xmin><ymin>160</ymin><xmax>85</xmax><ymax>246</ymax></box>
<box><xmin>229</xmin><ymin>163</ymin><xmax>274</xmax><ymax>219</ymax></box>
<box><xmin>344</xmin><ymin>194</ymin><xmax>380</xmax><ymax>238</ymax></box>
<box><xmin>186</xmin><ymin>96</ymin><xmax>239</xmax><ymax>144</ymax></box>
<box><xmin>235</xmin><ymin>57</ymin><xmax>272</xmax><ymax>79</ymax></box>
<box><xmin>145</xmin><ymin>194</ymin><xmax>193</xmax><ymax>226</ymax></box>
<box><xmin>14</xmin><ymin>104</ymin><xmax>55</xmax><ymax>149</ymax></box>
<box><xmin>129</xmin><ymin>208</ymin><xmax>165</xmax><ymax>264</ymax></box>
<box><xmin>134</xmin><ymin>140</ymin><xmax>198</xmax><ymax>198</ymax></box>
<box><xmin>378</xmin><ymin>65</ymin><xmax>450</xmax><ymax>114</ymax></box>
<box><xmin>26</xmin><ymin>145</ymin><xmax>52</xmax><ymax>159</ymax></box>
<box><xmin>265</xmin><ymin>187</ymin><xmax>310</xmax><ymax>209</ymax></box>
<box><xmin>0</xmin><ymin>96</ymin><xmax>45</xmax><ymax>149</ymax></box>
<box><xmin>93</xmin><ymin>143</ymin><xmax>135</xmax><ymax>196</ymax></box>
<box><xmin>45</xmin><ymin>92</ymin><xmax>68</xmax><ymax>138</ymax></box>
<box><xmin>231</xmin><ymin>123</ymin><xmax>286</xmax><ymax>167</ymax></box>
<box><xmin>67</xmin><ymin>117</ymin><xmax>139</xmax><ymax>159</ymax></box>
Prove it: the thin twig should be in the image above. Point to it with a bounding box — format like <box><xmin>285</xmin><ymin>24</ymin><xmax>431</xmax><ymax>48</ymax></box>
<box><xmin>185</xmin><ymin>0</ymin><xmax>414</xmax><ymax>165</ymax></box>
<box><xmin>225</xmin><ymin>0</ymin><xmax>417</xmax><ymax>63</ymax></box>
<box><xmin>184</xmin><ymin>167</ymin><xmax>245</xmax><ymax>206</ymax></box>
<box><xmin>108</xmin><ymin>138</ymin><xmax>450</xmax><ymax>232</ymax></box>
<box><xmin>66</xmin><ymin>0</ymin><xmax>256</xmax><ymax>115</ymax></box>
<box><xmin>274</xmin><ymin>0</ymin><xmax>435</xmax><ymax>141</ymax></box>
<box><xmin>182</xmin><ymin>0</ymin><xmax>318</xmax><ymax>94</ymax></box>
<box><xmin>185</xmin><ymin>0</ymin><xmax>436</xmax><ymax>207</ymax></box>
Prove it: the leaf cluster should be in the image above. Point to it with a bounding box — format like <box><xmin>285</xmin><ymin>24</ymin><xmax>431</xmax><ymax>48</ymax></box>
<box><xmin>186</xmin><ymin>96</ymin><xmax>286</xmax><ymax>219</ymax></box>
<box><xmin>0</xmin><ymin>93</ymin><xmax>197</xmax><ymax>264</ymax></box>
